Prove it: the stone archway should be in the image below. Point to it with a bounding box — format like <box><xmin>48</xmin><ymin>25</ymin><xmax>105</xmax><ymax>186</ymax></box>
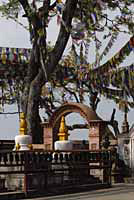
<box><xmin>49</xmin><ymin>103</ymin><xmax>100</xmax><ymax>127</ymax></box>
<box><xmin>42</xmin><ymin>103</ymin><xmax>106</xmax><ymax>150</ymax></box>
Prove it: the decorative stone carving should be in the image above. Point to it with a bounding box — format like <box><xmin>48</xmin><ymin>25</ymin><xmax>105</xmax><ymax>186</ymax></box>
<box><xmin>14</xmin><ymin>134</ymin><xmax>32</xmax><ymax>151</ymax></box>
<box><xmin>55</xmin><ymin>140</ymin><xmax>73</xmax><ymax>151</ymax></box>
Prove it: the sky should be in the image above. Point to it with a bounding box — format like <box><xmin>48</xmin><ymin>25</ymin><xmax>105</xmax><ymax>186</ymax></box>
<box><xmin>0</xmin><ymin>4</ymin><xmax>134</xmax><ymax>140</ymax></box>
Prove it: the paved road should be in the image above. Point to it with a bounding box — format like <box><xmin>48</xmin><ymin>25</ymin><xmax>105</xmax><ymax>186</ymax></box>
<box><xmin>23</xmin><ymin>184</ymin><xmax>134</xmax><ymax>200</ymax></box>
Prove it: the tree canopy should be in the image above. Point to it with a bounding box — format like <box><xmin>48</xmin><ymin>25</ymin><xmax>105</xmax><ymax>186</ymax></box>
<box><xmin>0</xmin><ymin>0</ymin><xmax>134</xmax><ymax>142</ymax></box>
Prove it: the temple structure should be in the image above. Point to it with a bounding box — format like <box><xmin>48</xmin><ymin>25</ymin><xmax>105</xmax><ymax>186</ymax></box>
<box><xmin>118</xmin><ymin>109</ymin><xmax>134</xmax><ymax>174</ymax></box>
<box><xmin>42</xmin><ymin>102</ymin><xmax>116</xmax><ymax>151</ymax></box>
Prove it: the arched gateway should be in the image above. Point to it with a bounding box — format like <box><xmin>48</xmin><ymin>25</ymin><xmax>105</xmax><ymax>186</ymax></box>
<box><xmin>42</xmin><ymin>102</ymin><xmax>107</xmax><ymax>150</ymax></box>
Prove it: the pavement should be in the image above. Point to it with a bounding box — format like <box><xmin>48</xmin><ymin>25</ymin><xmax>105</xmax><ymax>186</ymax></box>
<box><xmin>0</xmin><ymin>183</ymin><xmax>134</xmax><ymax>200</ymax></box>
<box><xmin>22</xmin><ymin>183</ymin><xmax>134</xmax><ymax>200</ymax></box>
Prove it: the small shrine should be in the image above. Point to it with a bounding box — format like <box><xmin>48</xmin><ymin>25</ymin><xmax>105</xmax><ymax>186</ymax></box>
<box><xmin>14</xmin><ymin>112</ymin><xmax>32</xmax><ymax>151</ymax></box>
<box><xmin>117</xmin><ymin>109</ymin><xmax>134</xmax><ymax>175</ymax></box>
<box><xmin>128</xmin><ymin>125</ymin><xmax>134</xmax><ymax>173</ymax></box>
<box><xmin>54</xmin><ymin>116</ymin><xmax>73</xmax><ymax>151</ymax></box>
<box><xmin>118</xmin><ymin>123</ymin><xmax>134</xmax><ymax>174</ymax></box>
<box><xmin>118</xmin><ymin>109</ymin><xmax>130</xmax><ymax>165</ymax></box>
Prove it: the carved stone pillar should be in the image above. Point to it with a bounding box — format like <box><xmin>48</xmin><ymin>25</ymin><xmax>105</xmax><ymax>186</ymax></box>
<box><xmin>42</xmin><ymin>122</ymin><xmax>53</xmax><ymax>150</ymax></box>
<box><xmin>89</xmin><ymin>120</ymin><xmax>104</xmax><ymax>150</ymax></box>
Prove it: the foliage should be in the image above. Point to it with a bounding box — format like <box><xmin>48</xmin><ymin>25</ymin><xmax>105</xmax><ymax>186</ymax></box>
<box><xmin>0</xmin><ymin>0</ymin><xmax>134</xmax><ymax>141</ymax></box>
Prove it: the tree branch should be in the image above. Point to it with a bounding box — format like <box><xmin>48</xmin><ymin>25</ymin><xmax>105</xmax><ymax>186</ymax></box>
<box><xmin>110</xmin><ymin>108</ymin><xmax>116</xmax><ymax>122</ymax></box>
<box><xmin>106</xmin><ymin>109</ymin><xmax>120</xmax><ymax>136</ymax></box>
<box><xmin>18</xmin><ymin>0</ymin><xmax>32</xmax><ymax>22</ymax></box>
<box><xmin>48</xmin><ymin>0</ymin><xmax>78</xmax><ymax>75</ymax></box>
<box><xmin>61</xmin><ymin>83</ymin><xmax>80</xmax><ymax>103</ymax></box>
<box><xmin>67</xmin><ymin>124</ymin><xmax>89</xmax><ymax>130</ymax></box>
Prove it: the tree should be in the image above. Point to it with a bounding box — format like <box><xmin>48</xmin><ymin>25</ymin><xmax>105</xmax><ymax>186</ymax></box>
<box><xmin>0</xmin><ymin>0</ymin><xmax>133</xmax><ymax>143</ymax></box>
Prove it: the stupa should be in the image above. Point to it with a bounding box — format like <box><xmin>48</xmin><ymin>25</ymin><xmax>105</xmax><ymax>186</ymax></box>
<box><xmin>14</xmin><ymin>112</ymin><xmax>32</xmax><ymax>151</ymax></box>
<box><xmin>54</xmin><ymin>116</ymin><xmax>73</xmax><ymax>151</ymax></box>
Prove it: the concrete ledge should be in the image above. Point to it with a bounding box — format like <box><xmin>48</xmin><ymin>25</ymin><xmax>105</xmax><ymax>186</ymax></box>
<box><xmin>0</xmin><ymin>191</ymin><xmax>25</xmax><ymax>200</ymax></box>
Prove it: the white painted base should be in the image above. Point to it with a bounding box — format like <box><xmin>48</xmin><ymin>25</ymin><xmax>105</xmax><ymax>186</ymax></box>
<box><xmin>13</xmin><ymin>135</ymin><xmax>32</xmax><ymax>151</ymax></box>
<box><xmin>54</xmin><ymin>140</ymin><xmax>73</xmax><ymax>151</ymax></box>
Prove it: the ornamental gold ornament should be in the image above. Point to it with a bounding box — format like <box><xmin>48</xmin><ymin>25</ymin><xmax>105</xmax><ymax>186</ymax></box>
<box><xmin>19</xmin><ymin>112</ymin><xmax>27</xmax><ymax>135</ymax></box>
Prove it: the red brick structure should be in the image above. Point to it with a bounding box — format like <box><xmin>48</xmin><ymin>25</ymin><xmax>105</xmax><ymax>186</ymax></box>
<box><xmin>88</xmin><ymin>121</ymin><xmax>105</xmax><ymax>150</ymax></box>
<box><xmin>42</xmin><ymin>103</ymin><xmax>107</xmax><ymax>150</ymax></box>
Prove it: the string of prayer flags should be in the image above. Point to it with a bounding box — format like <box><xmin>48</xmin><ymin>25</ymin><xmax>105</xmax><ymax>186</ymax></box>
<box><xmin>129</xmin><ymin>37</ymin><xmax>134</xmax><ymax>51</ymax></box>
<box><xmin>91</xmin><ymin>12</ymin><xmax>97</xmax><ymax>24</ymax></box>
<box><xmin>91</xmin><ymin>36</ymin><xmax>134</xmax><ymax>76</ymax></box>
<box><xmin>71</xmin><ymin>19</ymin><xmax>86</xmax><ymax>41</ymax></box>
<box><xmin>56</xmin><ymin>0</ymin><xmax>64</xmax><ymax>25</ymax></box>
<box><xmin>100</xmin><ymin>87</ymin><xmax>124</xmax><ymax>98</ymax></box>
<box><xmin>89</xmin><ymin>64</ymin><xmax>134</xmax><ymax>100</ymax></box>
<box><xmin>107</xmin><ymin>36</ymin><xmax>134</xmax><ymax>67</ymax></box>
<box><xmin>56</xmin><ymin>0</ymin><xmax>63</xmax><ymax>14</ymax></box>
<box><xmin>99</xmin><ymin>32</ymin><xmax>119</xmax><ymax>62</ymax></box>
<box><xmin>84</xmin><ymin>36</ymin><xmax>90</xmax><ymax>61</ymax></box>
<box><xmin>0</xmin><ymin>47</ymin><xmax>31</xmax><ymax>64</ymax></box>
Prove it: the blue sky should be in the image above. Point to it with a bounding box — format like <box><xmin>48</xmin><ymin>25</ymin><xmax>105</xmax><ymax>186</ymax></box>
<box><xmin>0</xmin><ymin>9</ymin><xmax>134</xmax><ymax>140</ymax></box>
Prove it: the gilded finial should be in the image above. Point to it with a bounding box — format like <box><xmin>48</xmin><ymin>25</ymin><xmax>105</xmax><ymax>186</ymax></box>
<box><xmin>58</xmin><ymin>116</ymin><xmax>69</xmax><ymax>141</ymax></box>
<box><xmin>19</xmin><ymin>112</ymin><xmax>27</xmax><ymax>135</ymax></box>
<box><xmin>16</xmin><ymin>143</ymin><xmax>20</xmax><ymax>151</ymax></box>
<box><xmin>57</xmin><ymin>0</ymin><xmax>62</xmax><ymax>3</ymax></box>
<box><xmin>28</xmin><ymin>144</ymin><xmax>33</xmax><ymax>150</ymax></box>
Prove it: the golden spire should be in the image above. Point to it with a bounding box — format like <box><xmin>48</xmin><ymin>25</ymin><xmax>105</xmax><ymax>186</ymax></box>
<box><xmin>58</xmin><ymin>116</ymin><xmax>69</xmax><ymax>141</ymax></box>
<box><xmin>16</xmin><ymin>143</ymin><xmax>20</xmax><ymax>151</ymax></box>
<box><xmin>19</xmin><ymin>112</ymin><xmax>27</xmax><ymax>135</ymax></box>
<box><xmin>57</xmin><ymin>0</ymin><xmax>62</xmax><ymax>3</ymax></box>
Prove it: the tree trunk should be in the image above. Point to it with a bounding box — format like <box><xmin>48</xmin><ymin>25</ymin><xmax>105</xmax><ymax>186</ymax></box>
<box><xmin>27</xmin><ymin>68</ymin><xmax>45</xmax><ymax>143</ymax></box>
<box><xmin>21</xmin><ymin>0</ymin><xmax>78</xmax><ymax>143</ymax></box>
<box><xmin>21</xmin><ymin>51</ymin><xmax>43</xmax><ymax>143</ymax></box>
